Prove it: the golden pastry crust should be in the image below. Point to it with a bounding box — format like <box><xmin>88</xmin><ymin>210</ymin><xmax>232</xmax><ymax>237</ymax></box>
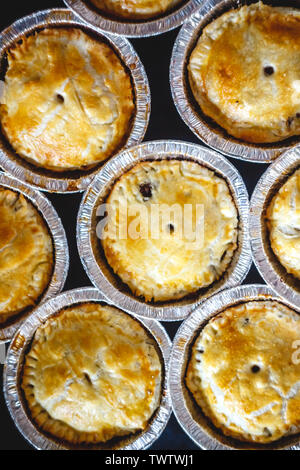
<box><xmin>22</xmin><ymin>303</ymin><xmax>162</xmax><ymax>444</ymax></box>
<box><xmin>0</xmin><ymin>28</ymin><xmax>135</xmax><ymax>172</ymax></box>
<box><xmin>186</xmin><ymin>301</ymin><xmax>300</xmax><ymax>444</ymax></box>
<box><xmin>0</xmin><ymin>188</ymin><xmax>53</xmax><ymax>324</ymax></box>
<box><xmin>188</xmin><ymin>3</ymin><xmax>300</xmax><ymax>144</ymax></box>
<box><xmin>91</xmin><ymin>0</ymin><xmax>182</xmax><ymax>20</ymax></box>
<box><xmin>266</xmin><ymin>168</ymin><xmax>300</xmax><ymax>280</ymax></box>
<box><xmin>101</xmin><ymin>160</ymin><xmax>238</xmax><ymax>302</ymax></box>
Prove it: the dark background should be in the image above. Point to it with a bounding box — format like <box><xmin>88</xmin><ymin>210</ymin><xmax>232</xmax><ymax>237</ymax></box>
<box><xmin>0</xmin><ymin>0</ymin><xmax>267</xmax><ymax>450</ymax></box>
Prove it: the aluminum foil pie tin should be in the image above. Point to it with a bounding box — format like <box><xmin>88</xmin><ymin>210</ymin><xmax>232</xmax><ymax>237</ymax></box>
<box><xmin>64</xmin><ymin>0</ymin><xmax>204</xmax><ymax>38</ymax></box>
<box><xmin>0</xmin><ymin>9</ymin><xmax>150</xmax><ymax>193</ymax></box>
<box><xmin>3</xmin><ymin>287</ymin><xmax>172</xmax><ymax>450</ymax></box>
<box><xmin>250</xmin><ymin>146</ymin><xmax>300</xmax><ymax>310</ymax></box>
<box><xmin>169</xmin><ymin>284</ymin><xmax>300</xmax><ymax>450</ymax></box>
<box><xmin>170</xmin><ymin>0</ymin><xmax>300</xmax><ymax>163</ymax></box>
<box><xmin>77</xmin><ymin>140</ymin><xmax>252</xmax><ymax>322</ymax></box>
<box><xmin>0</xmin><ymin>173</ymin><xmax>69</xmax><ymax>342</ymax></box>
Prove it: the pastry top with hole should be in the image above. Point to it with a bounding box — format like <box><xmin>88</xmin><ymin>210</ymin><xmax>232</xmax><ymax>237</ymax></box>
<box><xmin>22</xmin><ymin>302</ymin><xmax>162</xmax><ymax>444</ymax></box>
<box><xmin>188</xmin><ymin>2</ymin><xmax>300</xmax><ymax>144</ymax></box>
<box><xmin>0</xmin><ymin>188</ymin><xmax>53</xmax><ymax>324</ymax></box>
<box><xmin>90</xmin><ymin>0</ymin><xmax>182</xmax><ymax>20</ymax></box>
<box><xmin>186</xmin><ymin>300</ymin><xmax>300</xmax><ymax>444</ymax></box>
<box><xmin>267</xmin><ymin>168</ymin><xmax>300</xmax><ymax>281</ymax></box>
<box><xmin>101</xmin><ymin>159</ymin><xmax>238</xmax><ymax>302</ymax></box>
<box><xmin>0</xmin><ymin>28</ymin><xmax>135</xmax><ymax>172</ymax></box>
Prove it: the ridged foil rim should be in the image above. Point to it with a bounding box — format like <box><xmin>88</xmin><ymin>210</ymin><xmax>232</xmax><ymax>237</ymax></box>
<box><xmin>0</xmin><ymin>173</ymin><xmax>69</xmax><ymax>342</ymax></box>
<box><xmin>64</xmin><ymin>0</ymin><xmax>204</xmax><ymax>38</ymax></box>
<box><xmin>250</xmin><ymin>147</ymin><xmax>300</xmax><ymax>310</ymax></box>
<box><xmin>3</xmin><ymin>287</ymin><xmax>172</xmax><ymax>450</ymax></box>
<box><xmin>77</xmin><ymin>140</ymin><xmax>252</xmax><ymax>322</ymax></box>
<box><xmin>170</xmin><ymin>0</ymin><xmax>300</xmax><ymax>163</ymax></box>
<box><xmin>0</xmin><ymin>9</ymin><xmax>150</xmax><ymax>193</ymax></box>
<box><xmin>169</xmin><ymin>284</ymin><xmax>300</xmax><ymax>450</ymax></box>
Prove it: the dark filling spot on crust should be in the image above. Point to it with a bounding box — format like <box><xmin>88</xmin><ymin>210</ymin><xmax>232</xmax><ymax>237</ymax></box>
<box><xmin>139</xmin><ymin>182</ymin><xmax>152</xmax><ymax>199</ymax></box>
<box><xmin>56</xmin><ymin>94</ymin><xmax>64</xmax><ymax>103</ymax></box>
<box><xmin>244</xmin><ymin>317</ymin><xmax>249</xmax><ymax>325</ymax></box>
<box><xmin>264</xmin><ymin>66</ymin><xmax>274</xmax><ymax>76</ymax></box>
<box><xmin>264</xmin><ymin>427</ymin><xmax>272</xmax><ymax>437</ymax></box>
<box><xmin>168</xmin><ymin>223</ymin><xmax>175</xmax><ymax>234</ymax></box>
<box><xmin>251</xmin><ymin>365</ymin><xmax>260</xmax><ymax>374</ymax></box>
<box><xmin>297</xmin><ymin>113</ymin><xmax>300</xmax><ymax>119</ymax></box>
<box><xmin>287</xmin><ymin>116</ymin><xmax>294</xmax><ymax>129</ymax></box>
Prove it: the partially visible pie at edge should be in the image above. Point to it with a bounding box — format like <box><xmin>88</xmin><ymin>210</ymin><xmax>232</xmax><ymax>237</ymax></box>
<box><xmin>0</xmin><ymin>187</ymin><xmax>53</xmax><ymax>324</ymax></box>
<box><xmin>91</xmin><ymin>0</ymin><xmax>182</xmax><ymax>20</ymax></box>
<box><xmin>266</xmin><ymin>168</ymin><xmax>300</xmax><ymax>280</ymax></box>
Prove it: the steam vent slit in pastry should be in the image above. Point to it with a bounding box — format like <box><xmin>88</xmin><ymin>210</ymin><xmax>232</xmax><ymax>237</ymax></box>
<box><xmin>90</xmin><ymin>0</ymin><xmax>183</xmax><ymax>20</ymax></box>
<box><xmin>0</xmin><ymin>28</ymin><xmax>135</xmax><ymax>171</ymax></box>
<box><xmin>101</xmin><ymin>160</ymin><xmax>238</xmax><ymax>302</ymax></box>
<box><xmin>0</xmin><ymin>187</ymin><xmax>53</xmax><ymax>324</ymax></box>
<box><xmin>22</xmin><ymin>303</ymin><xmax>162</xmax><ymax>444</ymax></box>
<box><xmin>188</xmin><ymin>2</ymin><xmax>300</xmax><ymax>144</ymax></box>
<box><xmin>186</xmin><ymin>300</ymin><xmax>300</xmax><ymax>443</ymax></box>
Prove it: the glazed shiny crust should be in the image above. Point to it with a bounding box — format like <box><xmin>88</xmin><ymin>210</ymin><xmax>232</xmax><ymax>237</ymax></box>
<box><xmin>22</xmin><ymin>303</ymin><xmax>162</xmax><ymax>444</ymax></box>
<box><xmin>267</xmin><ymin>168</ymin><xmax>300</xmax><ymax>280</ymax></box>
<box><xmin>101</xmin><ymin>160</ymin><xmax>238</xmax><ymax>302</ymax></box>
<box><xmin>0</xmin><ymin>28</ymin><xmax>135</xmax><ymax>172</ymax></box>
<box><xmin>186</xmin><ymin>301</ymin><xmax>300</xmax><ymax>444</ymax></box>
<box><xmin>188</xmin><ymin>3</ymin><xmax>300</xmax><ymax>144</ymax></box>
<box><xmin>91</xmin><ymin>0</ymin><xmax>182</xmax><ymax>20</ymax></box>
<box><xmin>0</xmin><ymin>188</ymin><xmax>53</xmax><ymax>324</ymax></box>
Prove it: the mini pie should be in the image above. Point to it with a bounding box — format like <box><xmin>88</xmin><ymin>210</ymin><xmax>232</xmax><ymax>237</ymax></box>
<box><xmin>22</xmin><ymin>303</ymin><xmax>162</xmax><ymax>444</ymax></box>
<box><xmin>101</xmin><ymin>160</ymin><xmax>238</xmax><ymax>302</ymax></box>
<box><xmin>0</xmin><ymin>28</ymin><xmax>135</xmax><ymax>172</ymax></box>
<box><xmin>0</xmin><ymin>188</ymin><xmax>53</xmax><ymax>324</ymax></box>
<box><xmin>90</xmin><ymin>0</ymin><xmax>182</xmax><ymax>20</ymax></box>
<box><xmin>266</xmin><ymin>168</ymin><xmax>300</xmax><ymax>280</ymax></box>
<box><xmin>186</xmin><ymin>300</ymin><xmax>300</xmax><ymax>444</ymax></box>
<box><xmin>188</xmin><ymin>3</ymin><xmax>300</xmax><ymax>144</ymax></box>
